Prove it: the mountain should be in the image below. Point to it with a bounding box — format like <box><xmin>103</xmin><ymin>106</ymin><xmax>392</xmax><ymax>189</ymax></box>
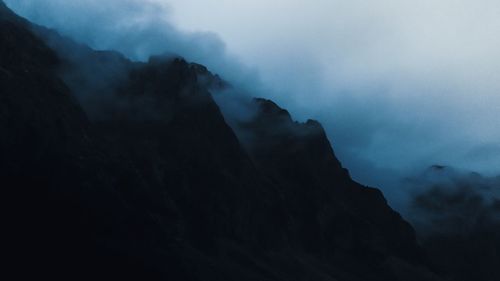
<box><xmin>407</xmin><ymin>166</ymin><xmax>500</xmax><ymax>281</ymax></box>
<box><xmin>1</xmin><ymin>2</ymin><xmax>440</xmax><ymax>280</ymax></box>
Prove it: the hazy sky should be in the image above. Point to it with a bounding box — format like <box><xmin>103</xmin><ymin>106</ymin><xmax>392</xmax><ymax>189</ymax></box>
<box><xmin>5</xmin><ymin>0</ymin><xmax>500</xmax><ymax>206</ymax></box>
<box><xmin>169</xmin><ymin>0</ymin><xmax>500</xmax><ymax>209</ymax></box>
<box><xmin>167</xmin><ymin>0</ymin><xmax>500</xmax><ymax>171</ymax></box>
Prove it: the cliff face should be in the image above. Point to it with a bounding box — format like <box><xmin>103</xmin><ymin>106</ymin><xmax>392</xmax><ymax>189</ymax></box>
<box><xmin>1</xmin><ymin>2</ymin><xmax>439</xmax><ymax>280</ymax></box>
<box><xmin>238</xmin><ymin>99</ymin><xmax>425</xmax><ymax>260</ymax></box>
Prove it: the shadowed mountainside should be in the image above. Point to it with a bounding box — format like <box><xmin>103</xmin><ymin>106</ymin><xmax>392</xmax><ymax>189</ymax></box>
<box><xmin>1</xmin><ymin>2</ymin><xmax>440</xmax><ymax>280</ymax></box>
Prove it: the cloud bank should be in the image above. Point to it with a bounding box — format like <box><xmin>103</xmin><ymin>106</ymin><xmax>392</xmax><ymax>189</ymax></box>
<box><xmin>167</xmin><ymin>0</ymin><xmax>500</xmax><ymax>182</ymax></box>
<box><xmin>4</xmin><ymin>0</ymin><xmax>262</xmax><ymax>92</ymax></box>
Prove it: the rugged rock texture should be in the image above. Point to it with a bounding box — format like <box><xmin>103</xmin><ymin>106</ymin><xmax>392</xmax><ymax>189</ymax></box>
<box><xmin>1</xmin><ymin>2</ymin><xmax>439</xmax><ymax>280</ymax></box>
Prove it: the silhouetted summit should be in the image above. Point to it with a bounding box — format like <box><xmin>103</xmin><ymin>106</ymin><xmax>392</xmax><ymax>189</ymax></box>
<box><xmin>1</xmin><ymin>2</ymin><xmax>440</xmax><ymax>280</ymax></box>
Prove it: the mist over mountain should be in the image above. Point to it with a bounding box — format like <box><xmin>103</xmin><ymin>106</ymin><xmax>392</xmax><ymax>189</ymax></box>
<box><xmin>1</xmin><ymin>2</ymin><xmax>441</xmax><ymax>280</ymax></box>
<box><xmin>1</xmin><ymin>1</ymin><xmax>499</xmax><ymax>280</ymax></box>
<box><xmin>406</xmin><ymin>166</ymin><xmax>500</xmax><ymax>281</ymax></box>
<box><xmin>5</xmin><ymin>0</ymin><xmax>500</xmax><ymax>210</ymax></box>
<box><xmin>3</xmin><ymin>0</ymin><xmax>263</xmax><ymax>94</ymax></box>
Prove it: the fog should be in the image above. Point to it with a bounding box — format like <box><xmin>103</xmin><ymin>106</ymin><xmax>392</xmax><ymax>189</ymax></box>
<box><xmin>168</xmin><ymin>1</ymin><xmax>500</xmax><ymax>197</ymax></box>
<box><xmin>5</xmin><ymin>0</ymin><xmax>500</xmax><ymax>208</ymax></box>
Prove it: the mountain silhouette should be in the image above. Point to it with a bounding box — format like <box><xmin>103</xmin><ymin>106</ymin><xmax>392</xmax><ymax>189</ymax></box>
<box><xmin>1</xmin><ymin>2</ymin><xmax>440</xmax><ymax>280</ymax></box>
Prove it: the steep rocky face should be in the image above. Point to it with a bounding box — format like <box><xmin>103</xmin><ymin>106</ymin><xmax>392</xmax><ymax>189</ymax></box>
<box><xmin>94</xmin><ymin>56</ymin><xmax>290</xmax><ymax>250</ymax></box>
<box><xmin>234</xmin><ymin>98</ymin><xmax>430</xmax><ymax>273</ymax></box>
<box><xmin>2</xmin><ymin>2</ymin><xmax>440</xmax><ymax>281</ymax></box>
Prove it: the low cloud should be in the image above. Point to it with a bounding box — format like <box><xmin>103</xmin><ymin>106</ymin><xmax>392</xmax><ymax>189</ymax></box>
<box><xmin>406</xmin><ymin>166</ymin><xmax>500</xmax><ymax>235</ymax></box>
<box><xmin>403</xmin><ymin>166</ymin><xmax>500</xmax><ymax>281</ymax></box>
<box><xmin>5</xmin><ymin>0</ymin><xmax>500</xmax><ymax>207</ymax></box>
<box><xmin>4</xmin><ymin>0</ymin><xmax>263</xmax><ymax>93</ymax></box>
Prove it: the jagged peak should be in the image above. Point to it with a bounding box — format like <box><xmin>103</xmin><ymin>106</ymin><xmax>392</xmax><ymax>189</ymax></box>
<box><xmin>189</xmin><ymin>62</ymin><xmax>228</xmax><ymax>90</ymax></box>
<box><xmin>253</xmin><ymin>98</ymin><xmax>293</xmax><ymax>121</ymax></box>
<box><xmin>189</xmin><ymin>62</ymin><xmax>209</xmax><ymax>74</ymax></box>
<box><xmin>250</xmin><ymin>98</ymin><xmax>329</xmax><ymax>137</ymax></box>
<box><xmin>304</xmin><ymin>119</ymin><xmax>324</xmax><ymax>132</ymax></box>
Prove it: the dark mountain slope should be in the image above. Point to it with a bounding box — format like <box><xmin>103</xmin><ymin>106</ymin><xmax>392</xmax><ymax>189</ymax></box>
<box><xmin>1</xmin><ymin>2</ymin><xmax>439</xmax><ymax>280</ymax></box>
<box><xmin>0</xmin><ymin>9</ymin><xmax>187</xmax><ymax>280</ymax></box>
<box><xmin>238</xmin><ymin>99</ymin><xmax>424</xmax><ymax>260</ymax></box>
<box><xmin>230</xmin><ymin>98</ymin><xmax>434</xmax><ymax>280</ymax></box>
